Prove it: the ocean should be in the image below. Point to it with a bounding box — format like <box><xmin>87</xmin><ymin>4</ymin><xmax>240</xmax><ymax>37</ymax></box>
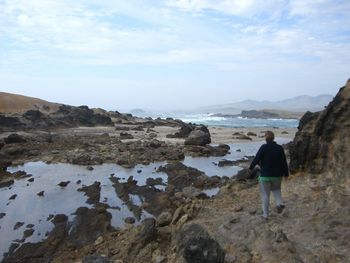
<box><xmin>134</xmin><ymin>112</ymin><xmax>299</xmax><ymax>128</ymax></box>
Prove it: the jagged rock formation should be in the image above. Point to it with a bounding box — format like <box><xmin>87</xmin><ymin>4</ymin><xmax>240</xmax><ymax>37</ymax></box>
<box><xmin>290</xmin><ymin>79</ymin><xmax>350</xmax><ymax>177</ymax></box>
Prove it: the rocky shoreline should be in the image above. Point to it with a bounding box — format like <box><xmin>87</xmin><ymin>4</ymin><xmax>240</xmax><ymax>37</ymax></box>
<box><xmin>1</xmin><ymin>80</ymin><xmax>349</xmax><ymax>263</ymax></box>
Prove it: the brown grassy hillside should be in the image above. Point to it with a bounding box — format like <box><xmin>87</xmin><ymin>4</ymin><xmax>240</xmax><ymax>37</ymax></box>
<box><xmin>0</xmin><ymin>92</ymin><xmax>61</xmax><ymax>114</ymax></box>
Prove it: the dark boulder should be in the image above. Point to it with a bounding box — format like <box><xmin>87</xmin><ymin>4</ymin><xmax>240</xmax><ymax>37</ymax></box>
<box><xmin>176</xmin><ymin>223</ymin><xmax>225</xmax><ymax>263</ymax></box>
<box><xmin>4</xmin><ymin>134</ymin><xmax>27</xmax><ymax>144</ymax></box>
<box><xmin>185</xmin><ymin>126</ymin><xmax>211</xmax><ymax>146</ymax></box>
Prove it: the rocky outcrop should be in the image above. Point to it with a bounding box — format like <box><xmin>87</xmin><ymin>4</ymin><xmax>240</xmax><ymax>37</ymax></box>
<box><xmin>0</xmin><ymin>105</ymin><xmax>114</xmax><ymax>131</ymax></box>
<box><xmin>157</xmin><ymin>162</ymin><xmax>220</xmax><ymax>191</ymax></box>
<box><xmin>290</xmin><ymin>79</ymin><xmax>350</xmax><ymax>176</ymax></box>
<box><xmin>78</xmin><ymin>181</ymin><xmax>101</xmax><ymax>205</ymax></box>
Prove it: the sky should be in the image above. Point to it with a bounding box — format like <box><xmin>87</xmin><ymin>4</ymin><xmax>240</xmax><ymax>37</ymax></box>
<box><xmin>0</xmin><ymin>0</ymin><xmax>349</xmax><ymax>111</ymax></box>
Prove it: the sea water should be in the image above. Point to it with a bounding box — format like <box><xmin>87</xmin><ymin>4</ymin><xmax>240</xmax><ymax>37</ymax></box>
<box><xmin>135</xmin><ymin>112</ymin><xmax>299</xmax><ymax>128</ymax></box>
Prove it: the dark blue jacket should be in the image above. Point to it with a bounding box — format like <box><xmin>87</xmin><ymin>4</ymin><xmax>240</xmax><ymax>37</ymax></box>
<box><xmin>249</xmin><ymin>141</ymin><xmax>289</xmax><ymax>177</ymax></box>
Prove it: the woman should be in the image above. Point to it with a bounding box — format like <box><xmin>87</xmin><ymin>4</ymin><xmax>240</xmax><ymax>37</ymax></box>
<box><xmin>249</xmin><ymin>131</ymin><xmax>289</xmax><ymax>220</ymax></box>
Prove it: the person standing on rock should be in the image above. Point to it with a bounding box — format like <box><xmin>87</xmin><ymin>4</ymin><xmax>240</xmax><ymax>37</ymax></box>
<box><xmin>249</xmin><ymin>131</ymin><xmax>289</xmax><ymax>220</ymax></box>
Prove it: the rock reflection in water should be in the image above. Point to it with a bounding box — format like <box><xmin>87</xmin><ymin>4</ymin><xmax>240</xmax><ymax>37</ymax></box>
<box><xmin>0</xmin><ymin>161</ymin><xmax>167</xmax><ymax>258</ymax></box>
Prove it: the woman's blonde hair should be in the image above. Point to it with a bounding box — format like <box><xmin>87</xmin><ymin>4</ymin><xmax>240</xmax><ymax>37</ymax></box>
<box><xmin>265</xmin><ymin>131</ymin><xmax>275</xmax><ymax>142</ymax></box>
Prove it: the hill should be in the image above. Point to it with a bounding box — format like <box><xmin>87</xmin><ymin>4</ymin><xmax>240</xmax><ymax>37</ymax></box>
<box><xmin>0</xmin><ymin>92</ymin><xmax>61</xmax><ymax>114</ymax></box>
<box><xmin>195</xmin><ymin>94</ymin><xmax>333</xmax><ymax>114</ymax></box>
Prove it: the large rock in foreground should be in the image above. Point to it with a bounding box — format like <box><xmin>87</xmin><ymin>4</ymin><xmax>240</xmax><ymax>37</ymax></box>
<box><xmin>176</xmin><ymin>223</ymin><xmax>225</xmax><ymax>263</ymax></box>
<box><xmin>290</xmin><ymin>79</ymin><xmax>350</xmax><ymax>176</ymax></box>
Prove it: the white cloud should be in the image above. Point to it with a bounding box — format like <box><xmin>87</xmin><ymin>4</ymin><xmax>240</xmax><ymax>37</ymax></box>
<box><xmin>0</xmin><ymin>0</ymin><xmax>349</xmax><ymax>76</ymax></box>
<box><xmin>166</xmin><ymin>0</ymin><xmax>286</xmax><ymax>17</ymax></box>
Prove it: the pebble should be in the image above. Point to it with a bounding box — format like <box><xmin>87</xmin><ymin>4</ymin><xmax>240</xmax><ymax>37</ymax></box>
<box><xmin>124</xmin><ymin>217</ymin><xmax>136</xmax><ymax>224</ymax></box>
<box><xmin>233</xmin><ymin>205</ymin><xmax>243</xmax><ymax>212</ymax></box>
<box><xmin>94</xmin><ymin>236</ymin><xmax>104</xmax><ymax>246</ymax></box>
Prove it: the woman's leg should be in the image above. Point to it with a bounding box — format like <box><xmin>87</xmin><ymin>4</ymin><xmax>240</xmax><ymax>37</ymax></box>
<box><xmin>259</xmin><ymin>181</ymin><xmax>271</xmax><ymax>218</ymax></box>
<box><xmin>271</xmin><ymin>179</ymin><xmax>283</xmax><ymax>207</ymax></box>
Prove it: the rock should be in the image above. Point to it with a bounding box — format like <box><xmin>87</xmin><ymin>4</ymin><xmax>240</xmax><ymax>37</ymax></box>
<box><xmin>87</xmin><ymin>166</ymin><xmax>94</xmax><ymax>171</ymax></box>
<box><xmin>124</xmin><ymin>217</ymin><xmax>136</xmax><ymax>224</ymax></box>
<box><xmin>182</xmin><ymin>186</ymin><xmax>206</xmax><ymax>199</ymax></box>
<box><xmin>23</xmin><ymin>110</ymin><xmax>44</xmax><ymax>121</ymax></box>
<box><xmin>71</xmin><ymin>154</ymin><xmax>91</xmax><ymax>165</ymax></box>
<box><xmin>274</xmin><ymin>229</ymin><xmax>288</xmax><ymax>243</ymax></box>
<box><xmin>9</xmin><ymin>194</ymin><xmax>17</xmax><ymax>200</ymax></box>
<box><xmin>94</xmin><ymin>236</ymin><xmax>104</xmax><ymax>246</ymax></box>
<box><xmin>218</xmin><ymin>159</ymin><xmax>240</xmax><ymax>167</ymax></box>
<box><xmin>23</xmin><ymin>229</ymin><xmax>35</xmax><ymax>239</ymax></box>
<box><xmin>115</xmin><ymin>126</ymin><xmax>131</xmax><ymax>131</ymax></box>
<box><xmin>146</xmin><ymin>177</ymin><xmax>164</xmax><ymax>187</ymax></box>
<box><xmin>0</xmin><ymin>115</ymin><xmax>24</xmax><ymax>130</ymax></box>
<box><xmin>120</xmin><ymin>132</ymin><xmax>134</xmax><ymax>140</ymax></box>
<box><xmin>157</xmin><ymin>212</ymin><xmax>172</xmax><ymax>227</ymax></box>
<box><xmin>185</xmin><ymin>127</ymin><xmax>211</xmax><ymax>146</ymax></box>
<box><xmin>58</xmin><ymin>181</ymin><xmax>70</xmax><ymax>187</ymax></box>
<box><xmin>83</xmin><ymin>253</ymin><xmax>111</xmax><ymax>263</ymax></box>
<box><xmin>167</xmin><ymin>123</ymin><xmax>193</xmax><ymax>138</ymax></box>
<box><xmin>225</xmin><ymin>254</ymin><xmax>237</xmax><ymax>263</ymax></box>
<box><xmin>233</xmin><ymin>205</ymin><xmax>243</xmax><ymax>212</ymax></box>
<box><xmin>69</xmin><ymin>207</ymin><xmax>112</xmax><ymax>246</ymax></box>
<box><xmin>235</xmin><ymin>168</ymin><xmax>259</xmax><ymax>180</ymax></box>
<box><xmin>290</xmin><ymin>79</ymin><xmax>350</xmax><ymax>175</ymax></box>
<box><xmin>155</xmin><ymin>255</ymin><xmax>166</xmax><ymax>263</ymax></box>
<box><xmin>233</xmin><ymin>134</ymin><xmax>252</xmax><ymax>141</ymax></box>
<box><xmin>0</xmin><ymin>179</ymin><xmax>14</xmax><ymax>188</ymax></box>
<box><xmin>247</xmin><ymin>132</ymin><xmax>257</xmax><ymax>136</ymax></box>
<box><xmin>138</xmin><ymin>218</ymin><xmax>157</xmax><ymax>244</ymax></box>
<box><xmin>14</xmin><ymin>222</ymin><xmax>24</xmax><ymax>230</ymax></box>
<box><xmin>51</xmin><ymin>214</ymin><xmax>68</xmax><ymax>225</ymax></box>
<box><xmin>51</xmin><ymin>105</ymin><xmax>113</xmax><ymax>128</ymax></box>
<box><xmin>37</xmin><ymin>191</ymin><xmax>44</xmax><ymax>197</ymax></box>
<box><xmin>28</xmin><ymin>178</ymin><xmax>35</xmax><ymax>183</ymax></box>
<box><xmin>157</xmin><ymin>163</ymin><xmax>210</xmax><ymax>190</ymax></box>
<box><xmin>26</xmin><ymin>224</ymin><xmax>35</xmax><ymax>228</ymax></box>
<box><xmin>176</xmin><ymin>223</ymin><xmax>225</xmax><ymax>263</ymax></box>
<box><xmin>149</xmin><ymin>139</ymin><xmax>161</xmax><ymax>148</ymax></box>
<box><xmin>4</xmin><ymin>134</ymin><xmax>27</xmax><ymax>144</ymax></box>
<box><xmin>78</xmin><ymin>181</ymin><xmax>101</xmax><ymax>205</ymax></box>
<box><xmin>0</xmin><ymin>212</ymin><xmax>6</xmax><ymax>219</ymax></box>
<box><xmin>172</xmin><ymin>206</ymin><xmax>184</xmax><ymax>225</ymax></box>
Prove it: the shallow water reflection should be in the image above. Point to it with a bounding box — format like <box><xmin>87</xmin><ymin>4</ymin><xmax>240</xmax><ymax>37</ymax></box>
<box><xmin>0</xmin><ymin>137</ymin><xmax>292</xmax><ymax>258</ymax></box>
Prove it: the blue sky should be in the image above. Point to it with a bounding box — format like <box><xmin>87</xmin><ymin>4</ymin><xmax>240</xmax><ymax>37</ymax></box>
<box><xmin>0</xmin><ymin>0</ymin><xmax>349</xmax><ymax>111</ymax></box>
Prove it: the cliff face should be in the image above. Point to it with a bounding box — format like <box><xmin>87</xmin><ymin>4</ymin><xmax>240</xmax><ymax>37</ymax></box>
<box><xmin>290</xmin><ymin>79</ymin><xmax>350</xmax><ymax>177</ymax></box>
